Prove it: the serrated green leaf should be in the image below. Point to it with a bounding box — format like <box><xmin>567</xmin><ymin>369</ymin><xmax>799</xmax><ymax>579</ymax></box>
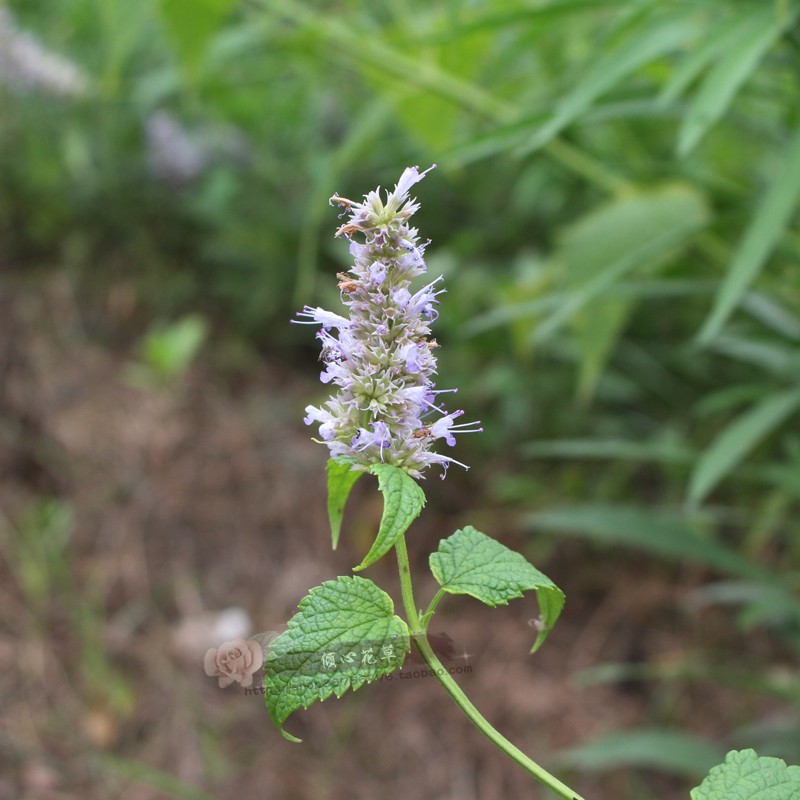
<box><xmin>699</xmin><ymin>123</ymin><xmax>800</xmax><ymax>343</ymax></box>
<box><xmin>265</xmin><ymin>576</ymin><xmax>409</xmax><ymax>741</ymax></box>
<box><xmin>429</xmin><ymin>526</ymin><xmax>564</xmax><ymax>652</ymax></box>
<box><xmin>353</xmin><ymin>464</ymin><xmax>426</xmax><ymax>572</ymax></box>
<box><xmin>677</xmin><ymin>7</ymin><xmax>796</xmax><ymax>157</ymax></box>
<box><xmin>326</xmin><ymin>457</ymin><xmax>363</xmax><ymax>550</ymax></box>
<box><xmin>691</xmin><ymin>749</ymin><xmax>800</xmax><ymax>800</ymax></box>
<box><xmin>688</xmin><ymin>387</ymin><xmax>800</xmax><ymax>506</ymax></box>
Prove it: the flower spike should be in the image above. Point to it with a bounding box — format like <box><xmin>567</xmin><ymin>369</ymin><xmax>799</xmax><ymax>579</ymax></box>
<box><xmin>297</xmin><ymin>166</ymin><xmax>480</xmax><ymax>478</ymax></box>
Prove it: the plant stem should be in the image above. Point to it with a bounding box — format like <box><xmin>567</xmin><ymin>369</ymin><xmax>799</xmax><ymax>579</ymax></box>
<box><xmin>394</xmin><ymin>538</ymin><xmax>587</xmax><ymax>800</ymax></box>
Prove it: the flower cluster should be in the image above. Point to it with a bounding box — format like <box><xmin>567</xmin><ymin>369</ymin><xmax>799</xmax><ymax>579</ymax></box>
<box><xmin>296</xmin><ymin>165</ymin><xmax>480</xmax><ymax>478</ymax></box>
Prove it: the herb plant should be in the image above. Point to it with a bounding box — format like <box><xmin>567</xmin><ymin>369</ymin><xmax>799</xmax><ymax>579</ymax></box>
<box><xmin>263</xmin><ymin>165</ymin><xmax>797</xmax><ymax>799</ymax></box>
<box><xmin>269</xmin><ymin>164</ymin><xmax>578</xmax><ymax>799</ymax></box>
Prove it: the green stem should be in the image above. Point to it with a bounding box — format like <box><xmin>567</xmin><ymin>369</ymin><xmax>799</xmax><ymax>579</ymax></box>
<box><xmin>395</xmin><ymin>535</ymin><xmax>421</xmax><ymax>628</ymax></box>
<box><xmin>394</xmin><ymin>539</ymin><xmax>587</xmax><ymax>800</ymax></box>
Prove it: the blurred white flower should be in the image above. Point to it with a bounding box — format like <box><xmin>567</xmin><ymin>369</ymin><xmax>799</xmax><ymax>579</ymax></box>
<box><xmin>172</xmin><ymin>606</ymin><xmax>252</xmax><ymax>661</ymax></box>
<box><xmin>0</xmin><ymin>8</ymin><xmax>88</xmax><ymax>98</ymax></box>
<box><xmin>145</xmin><ymin>110</ymin><xmax>251</xmax><ymax>187</ymax></box>
<box><xmin>145</xmin><ymin>111</ymin><xmax>209</xmax><ymax>187</ymax></box>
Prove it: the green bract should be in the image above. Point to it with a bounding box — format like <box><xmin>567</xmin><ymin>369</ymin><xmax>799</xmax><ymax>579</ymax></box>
<box><xmin>354</xmin><ymin>464</ymin><xmax>426</xmax><ymax>571</ymax></box>
<box><xmin>429</xmin><ymin>526</ymin><xmax>564</xmax><ymax>652</ymax></box>
<box><xmin>691</xmin><ymin>749</ymin><xmax>800</xmax><ymax>800</ymax></box>
<box><xmin>326</xmin><ymin>456</ymin><xmax>362</xmax><ymax>550</ymax></box>
<box><xmin>265</xmin><ymin>576</ymin><xmax>409</xmax><ymax>741</ymax></box>
<box><xmin>325</xmin><ymin>460</ymin><xmax>426</xmax><ymax>569</ymax></box>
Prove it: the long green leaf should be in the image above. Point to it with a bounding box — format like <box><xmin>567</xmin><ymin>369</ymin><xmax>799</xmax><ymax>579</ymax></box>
<box><xmin>741</xmin><ymin>293</ymin><xmax>800</xmax><ymax>341</ymax></box>
<box><xmin>522</xmin><ymin>437</ymin><xmax>694</xmax><ymax>465</ymax></box>
<box><xmin>706</xmin><ymin>335</ymin><xmax>800</xmax><ymax>376</ymax></box>
<box><xmin>535</xmin><ymin>184</ymin><xmax>708</xmax><ymax>343</ymax></box>
<box><xmin>520</xmin><ymin>15</ymin><xmax>694</xmax><ymax>153</ymax></box>
<box><xmin>465</xmin><ymin>279</ymin><xmax>717</xmax><ymax>336</ymax></box>
<box><xmin>527</xmin><ymin>505</ymin><xmax>772</xmax><ymax>581</ymax></box>
<box><xmin>688</xmin><ymin>387</ymin><xmax>800</xmax><ymax>505</ymax></box>
<box><xmin>677</xmin><ymin>7</ymin><xmax>796</xmax><ymax>156</ymax></box>
<box><xmin>657</xmin><ymin>12</ymin><xmax>756</xmax><ymax>106</ymax></box>
<box><xmin>557</xmin><ymin>729</ymin><xmax>724</xmax><ymax>777</ymax></box>
<box><xmin>447</xmin><ymin>98</ymin><xmax>672</xmax><ymax>168</ymax></box>
<box><xmin>693</xmin><ymin>383</ymin><xmax>777</xmax><ymax>418</ymax></box>
<box><xmin>698</xmin><ymin>123</ymin><xmax>800</xmax><ymax>343</ymax></box>
<box><xmin>424</xmin><ymin>0</ymin><xmax>654</xmax><ymax>41</ymax></box>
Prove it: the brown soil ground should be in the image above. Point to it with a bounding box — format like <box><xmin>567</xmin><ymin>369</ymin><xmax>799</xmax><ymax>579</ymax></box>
<box><xmin>0</xmin><ymin>274</ymin><xmax>787</xmax><ymax>800</ymax></box>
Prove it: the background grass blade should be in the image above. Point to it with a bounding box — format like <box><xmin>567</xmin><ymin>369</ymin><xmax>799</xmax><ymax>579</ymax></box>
<box><xmin>657</xmin><ymin>11</ymin><xmax>748</xmax><ymax>107</ymax></box>
<box><xmin>522</xmin><ymin>437</ymin><xmax>694</xmax><ymax>465</ymax></box>
<box><xmin>534</xmin><ymin>184</ymin><xmax>708</xmax><ymax>344</ymax></box>
<box><xmin>556</xmin><ymin>729</ymin><xmax>725</xmax><ymax>777</ymax></box>
<box><xmin>698</xmin><ymin>123</ymin><xmax>800</xmax><ymax>343</ymax></box>
<box><xmin>527</xmin><ymin>505</ymin><xmax>773</xmax><ymax>581</ymax></box>
<box><xmin>688</xmin><ymin>387</ymin><xmax>800</xmax><ymax>505</ymax></box>
<box><xmin>676</xmin><ymin>7</ymin><xmax>795</xmax><ymax>157</ymax></box>
<box><xmin>519</xmin><ymin>14</ymin><xmax>693</xmax><ymax>154</ymax></box>
<box><xmin>95</xmin><ymin>754</ymin><xmax>216</xmax><ymax>800</ymax></box>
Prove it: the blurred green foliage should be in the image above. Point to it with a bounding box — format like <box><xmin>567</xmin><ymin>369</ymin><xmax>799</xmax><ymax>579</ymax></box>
<box><xmin>127</xmin><ymin>313</ymin><xmax>208</xmax><ymax>384</ymax></box>
<box><xmin>2</xmin><ymin>0</ymin><xmax>799</xmax><ymax>781</ymax></box>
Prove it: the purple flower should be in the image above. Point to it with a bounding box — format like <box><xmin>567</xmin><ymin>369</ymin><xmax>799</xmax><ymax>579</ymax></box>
<box><xmin>294</xmin><ymin>166</ymin><xmax>481</xmax><ymax>478</ymax></box>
